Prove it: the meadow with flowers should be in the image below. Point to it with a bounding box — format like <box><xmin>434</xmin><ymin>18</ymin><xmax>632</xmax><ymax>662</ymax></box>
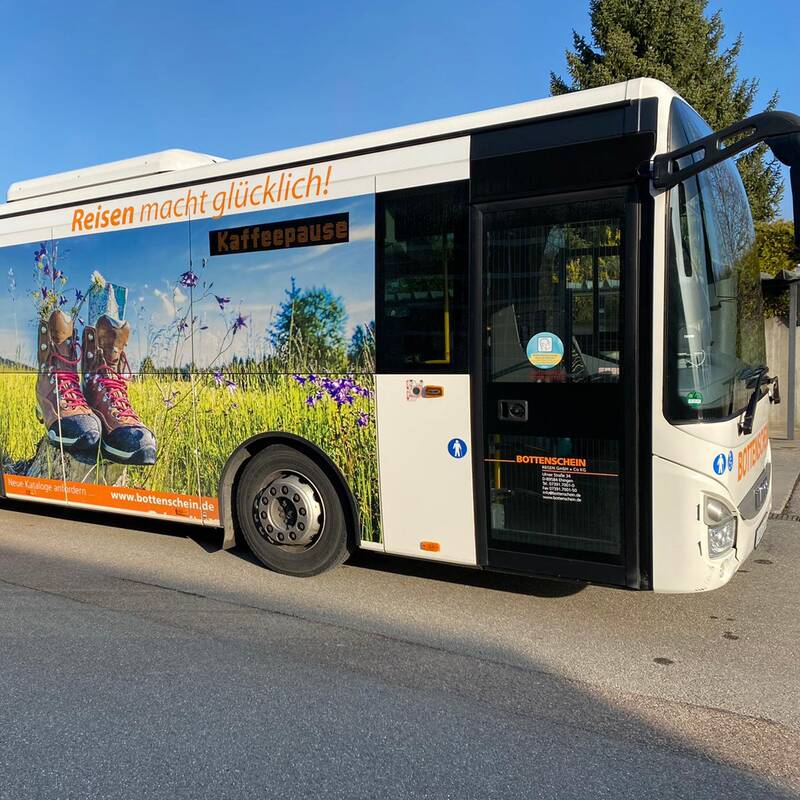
<box><xmin>0</xmin><ymin>195</ymin><xmax>381</xmax><ymax>542</ymax></box>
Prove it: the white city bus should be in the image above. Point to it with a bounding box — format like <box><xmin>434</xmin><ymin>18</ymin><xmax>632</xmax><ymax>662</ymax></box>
<box><xmin>1</xmin><ymin>78</ymin><xmax>797</xmax><ymax>591</ymax></box>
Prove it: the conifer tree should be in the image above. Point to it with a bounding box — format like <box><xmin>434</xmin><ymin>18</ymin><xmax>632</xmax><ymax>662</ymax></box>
<box><xmin>550</xmin><ymin>0</ymin><xmax>783</xmax><ymax>221</ymax></box>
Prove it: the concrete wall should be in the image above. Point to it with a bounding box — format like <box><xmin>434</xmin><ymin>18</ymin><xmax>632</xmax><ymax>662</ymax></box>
<box><xmin>765</xmin><ymin>316</ymin><xmax>800</xmax><ymax>438</ymax></box>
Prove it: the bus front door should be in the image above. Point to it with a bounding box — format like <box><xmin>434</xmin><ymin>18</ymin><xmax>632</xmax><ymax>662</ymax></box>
<box><xmin>474</xmin><ymin>190</ymin><xmax>641</xmax><ymax>587</ymax></box>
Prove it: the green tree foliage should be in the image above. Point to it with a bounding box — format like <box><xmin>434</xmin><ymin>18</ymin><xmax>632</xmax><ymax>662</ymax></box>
<box><xmin>269</xmin><ymin>277</ymin><xmax>347</xmax><ymax>368</ymax></box>
<box><xmin>756</xmin><ymin>220</ymin><xmax>799</xmax><ymax>316</ymax></box>
<box><xmin>550</xmin><ymin>0</ymin><xmax>784</xmax><ymax>221</ymax></box>
<box><xmin>347</xmin><ymin>320</ymin><xmax>375</xmax><ymax>369</ymax></box>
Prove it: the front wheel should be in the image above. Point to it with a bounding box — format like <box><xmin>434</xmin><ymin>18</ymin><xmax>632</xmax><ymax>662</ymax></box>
<box><xmin>235</xmin><ymin>444</ymin><xmax>353</xmax><ymax>576</ymax></box>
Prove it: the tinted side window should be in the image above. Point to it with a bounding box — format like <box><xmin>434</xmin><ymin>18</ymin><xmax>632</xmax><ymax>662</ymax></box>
<box><xmin>376</xmin><ymin>182</ymin><xmax>468</xmax><ymax>373</ymax></box>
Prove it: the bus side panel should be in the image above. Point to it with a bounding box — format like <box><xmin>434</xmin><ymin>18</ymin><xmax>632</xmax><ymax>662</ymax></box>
<box><xmin>0</xmin><ymin>195</ymin><xmax>381</xmax><ymax>541</ymax></box>
<box><xmin>375</xmin><ymin>373</ymin><xmax>476</xmax><ymax>564</ymax></box>
<box><xmin>187</xmin><ymin>192</ymin><xmax>380</xmax><ymax>542</ymax></box>
<box><xmin>0</xmin><ymin>371</ymin><xmax>67</xmax><ymax>504</ymax></box>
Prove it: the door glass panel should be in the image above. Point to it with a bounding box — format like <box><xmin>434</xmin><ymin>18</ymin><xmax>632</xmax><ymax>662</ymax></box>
<box><xmin>486</xmin><ymin>433</ymin><xmax>622</xmax><ymax>557</ymax></box>
<box><xmin>482</xmin><ymin>198</ymin><xmax>626</xmax><ymax>561</ymax></box>
<box><xmin>485</xmin><ymin>199</ymin><xmax>623</xmax><ymax>384</ymax></box>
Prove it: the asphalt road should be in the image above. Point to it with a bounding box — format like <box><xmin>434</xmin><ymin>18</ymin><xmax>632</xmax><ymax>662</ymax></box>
<box><xmin>0</xmin><ymin>491</ymin><xmax>798</xmax><ymax>798</ymax></box>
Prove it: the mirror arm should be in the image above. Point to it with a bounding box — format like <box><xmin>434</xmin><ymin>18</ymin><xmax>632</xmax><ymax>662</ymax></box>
<box><xmin>652</xmin><ymin>111</ymin><xmax>800</xmax><ymax>250</ymax></box>
<box><xmin>652</xmin><ymin>111</ymin><xmax>800</xmax><ymax>189</ymax></box>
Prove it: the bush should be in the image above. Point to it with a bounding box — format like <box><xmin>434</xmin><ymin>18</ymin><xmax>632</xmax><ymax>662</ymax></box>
<box><xmin>756</xmin><ymin>220</ymin><xmax>798</xmax><ymax>318</ymax></box>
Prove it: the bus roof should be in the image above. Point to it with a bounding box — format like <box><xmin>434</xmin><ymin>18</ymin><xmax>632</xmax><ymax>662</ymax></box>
<box><xmin>2</xmin><ymin>78</ymin><xmax>678</xmax><ymax>213</ymax></box>
<box><xmin>7</xmin><ymin>150</ymin><xmax>226</xmax><ymax>203</ymax></box>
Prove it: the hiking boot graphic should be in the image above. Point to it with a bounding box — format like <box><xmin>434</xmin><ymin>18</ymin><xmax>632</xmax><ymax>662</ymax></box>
<box><xmin>82</xmin><ymin>315</ymin><xmax>157</xmax><ymax>465</ymax></box>
<box><xmin>36</xmin><ymin>309</ymin><xmax>102</xmax><ymax>453</ymax></box>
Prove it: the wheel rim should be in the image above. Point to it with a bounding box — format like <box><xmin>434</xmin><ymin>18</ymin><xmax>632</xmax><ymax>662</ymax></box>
<box><xmin>251</xmin><ymin>468</ymin><xmax>325</xmax><ymax>549</ymax></box>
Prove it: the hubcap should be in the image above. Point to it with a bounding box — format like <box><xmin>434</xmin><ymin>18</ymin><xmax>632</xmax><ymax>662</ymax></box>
<box><xmin>252</xmin><ymin>470</ymin><xmax>324</xmax><ymax>548</ymax></box>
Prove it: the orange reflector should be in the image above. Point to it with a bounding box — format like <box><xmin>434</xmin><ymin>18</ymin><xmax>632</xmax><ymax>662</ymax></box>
<box><xmin>420</xmin><ymin>541</ymin><xmax>440</xmax><ymax>552</ymax></box>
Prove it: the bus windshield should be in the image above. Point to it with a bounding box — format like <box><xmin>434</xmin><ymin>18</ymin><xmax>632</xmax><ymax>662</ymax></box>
<box><xmin>665</xmin><ymin>99</ymin><xmax>766</xmax><ymax>422</ymax></box>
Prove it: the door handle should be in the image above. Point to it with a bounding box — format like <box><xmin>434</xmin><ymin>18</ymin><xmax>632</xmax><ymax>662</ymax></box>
<box><xmin>498</xmin><ymin>399</ymin><xmax>528</xmax><ymax>422</ymax></box>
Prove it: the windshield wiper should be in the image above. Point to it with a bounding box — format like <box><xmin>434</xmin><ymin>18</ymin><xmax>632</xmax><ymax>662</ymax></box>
<box><xmin>738</xmin><ymin>366</ymin><xmax>780</xmax><ymax>435</ymax></box>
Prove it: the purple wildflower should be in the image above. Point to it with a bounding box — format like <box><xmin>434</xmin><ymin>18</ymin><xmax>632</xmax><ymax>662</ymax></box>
<box><xmin>215</xmin><ymin>295</ymin><xmax>230</xmax><ymax>310</ymax></box>
<box><xmin>40</xmin><ymin>287</ymin><xmax>48</xmax><ymax>300</ymax></box>
<box><xmin>292</xmin><ymin>374</ymin><xmax>307</xmax><ymax>385</ymax></box>
<box><xmin>225</xmin><ymin>379</ymin><xmax>237</xmax><ymax>394</ymax></box>
<box><xmin>232</xmin><ymin>314</ymin><xmax>247</xmax><ymax>333</ymax></box>
<box><xmin>53</xmin><ymin>269</ymin><xmax>62</xmax><ymax>281</ymax></box>
<box><xmin>74</xmin><ymin>289</ymin><xmax>84</xmax><ymax>303</ymax></box>
<box><xmin>356</xmin><ymin>412</ymin><xmax>370</xmax><ymax>427</ymax></box>
<box><xmin>43</xmin><ymin>264</ymin><xmax>51</xmax><ymax>277</ymax></box>
<box><xmin>179</xmin><ymin>270</ymin><xmax>199</xmax><ymax>288</ymax></box>
<box><xmin>212</xmin><ymin>371</ymin><xmax>224</xmax><ymax>386</ymax></box>
<box><xmin>321</xmin><ymin>377</ymin><xmax>356</xmax><ymax>408</ymax></box>
<box><xmin>58</xmin><ymin>295</ymin><xmax>67</xmax><ymax>306</ymax></box>
<box><xmin>178</xmin><ymin>319</ymin><xmax>189</xmax><ymax>332</ymax></box>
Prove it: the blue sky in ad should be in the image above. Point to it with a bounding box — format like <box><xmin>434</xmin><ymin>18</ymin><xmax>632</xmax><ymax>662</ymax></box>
<box><xmin>0</xmin><ymin>194</ymin><xmax>375</xmax><ymax>369</ymax></box>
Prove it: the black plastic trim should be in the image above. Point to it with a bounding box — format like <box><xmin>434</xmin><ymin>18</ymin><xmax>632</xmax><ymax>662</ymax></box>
<box><xmin>471</xmin><ymin>98</ymin><xmax>657</xmax><ymax>161</ymax></box>
<box><xmin>636</xmin><ymin>180</ymin><xmax>655</xmax><ymax>589</ymax></box>
<box><xmin>471</xmin><ymin>133</ymin><xmax>656</xmax><ymax>204</ymax></box>
<box><xmin>487</xmin><ymin>548</ymin><xmax>629</xmax><ymax>586</ymax></box>
<box><xmin>469</xmin><ymin>204</ymin><xmax>488</xmax><ymax>567</ymax></box>
<box><xmin>622</xmin><ymin>186</ymin><xmax>642</xmax><ymax>588</ymax></box>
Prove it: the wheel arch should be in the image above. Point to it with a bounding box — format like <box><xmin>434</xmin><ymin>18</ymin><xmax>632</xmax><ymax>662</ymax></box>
<box><xmin>217</xmin><ymin>432</ymin><xmax>361</xmax><ymax>550</ymax></box>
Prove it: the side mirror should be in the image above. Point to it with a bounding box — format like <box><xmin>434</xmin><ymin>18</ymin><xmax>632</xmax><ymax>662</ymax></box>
<box><xmin>766</xmin><ymin>132</ymin><xmax>800</xmax><ymax>251</ymax></box>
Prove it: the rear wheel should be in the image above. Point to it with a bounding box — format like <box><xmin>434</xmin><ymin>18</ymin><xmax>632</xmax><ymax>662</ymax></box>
<box><xmin>235</xmin><ymin>444</ymin><xmax>353</xmax><ymax>576</ymax></box>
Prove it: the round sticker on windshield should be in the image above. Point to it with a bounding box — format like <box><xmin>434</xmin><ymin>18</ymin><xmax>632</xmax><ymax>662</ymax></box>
<box><xmin>526</xmin><ymin>332</ymin><xmax>564</xmax><ymax>369</ymax></box>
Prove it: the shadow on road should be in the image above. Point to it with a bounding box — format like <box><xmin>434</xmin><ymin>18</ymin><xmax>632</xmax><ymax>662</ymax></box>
<box><xmin>0</xmin><ymin>497</ymin><xmax>586</xmax><ymax>597</ymax></box>
<box><xmin>346</xmin><ymin>548</ymin><xmax>587</xmax><ymax>597</ymax></box>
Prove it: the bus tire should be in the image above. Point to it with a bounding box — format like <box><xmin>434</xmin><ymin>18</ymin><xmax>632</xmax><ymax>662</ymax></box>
<box><xmin>234</xmin><ymin>444</ymin><xmax>353</xmax><ymax>577</ymax></box>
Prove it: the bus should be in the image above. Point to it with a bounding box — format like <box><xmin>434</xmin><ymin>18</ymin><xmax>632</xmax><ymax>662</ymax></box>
<box><xmin>1</xmin><ymin>78</ymin><xmax>797</xmax><ymax>592</ymax></box>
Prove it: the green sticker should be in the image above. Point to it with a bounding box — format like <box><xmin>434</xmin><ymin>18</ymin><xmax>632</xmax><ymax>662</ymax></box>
<box><xmin>686</xmin><ymin>390</ymin><xmax>703</xmax><ymax>406</ymax></box>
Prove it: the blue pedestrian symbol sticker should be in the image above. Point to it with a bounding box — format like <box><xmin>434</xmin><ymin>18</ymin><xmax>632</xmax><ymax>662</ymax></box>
<box><xmin>448</xmin><ymin>438</ymin><xmax>467</xmax><ymax>459</ymax></box>
<box><xmin>713</xmin><ymin>453</ymin><xmax>727</xmax><ymax>476</ymax></box>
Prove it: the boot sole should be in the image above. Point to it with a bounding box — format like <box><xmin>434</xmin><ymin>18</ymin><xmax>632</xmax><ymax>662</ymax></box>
<box><xmin>45</xmin><ymin>427</ymin><xmax>101</xmax><ymax>453</ymax></box>
<box><xmin>101</xmin><ymin>440</ymin><xmax>157</xmax><ymax>466</ymax></box>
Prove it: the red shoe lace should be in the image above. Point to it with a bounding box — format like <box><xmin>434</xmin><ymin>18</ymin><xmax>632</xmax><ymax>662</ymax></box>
<box><xmin>96</xmin><ymin>353</ymin><xmax>139</xmax><ymax>422</ymax></box>
<box><xmin>50</xmin><ymin>351</ymin><xmax>87</xmax><ymax>411</ymax></box>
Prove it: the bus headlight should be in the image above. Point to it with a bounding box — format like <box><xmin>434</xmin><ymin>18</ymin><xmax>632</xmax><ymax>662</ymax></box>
<box><xmin>704</xmin><ymin>496</ymin><xmax>737</xmax><ymax>558</ymax></box>
<box><xmin>708</xmin><ymin>517</ymin><xmax>737</xmax><ymax>557</ymax></box>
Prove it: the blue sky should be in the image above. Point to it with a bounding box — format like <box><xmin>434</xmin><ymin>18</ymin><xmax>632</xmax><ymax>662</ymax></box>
<box><xmin>0</xmin><ymin>0</ymin><xmax>797</xmax><ymax>219</ymax></box>
<box><xmin>0</xmin><ymin>195</ymin><xmax>375</xmax><ymax>368</ymax></box>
